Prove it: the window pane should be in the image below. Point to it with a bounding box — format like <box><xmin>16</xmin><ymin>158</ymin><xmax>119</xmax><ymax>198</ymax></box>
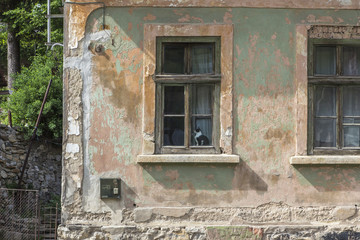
<box><xmin>163</xmin><ymin>45</ymin><xmax>185</xmax><ymax>74</ymax></box>
<box><xmin>191</xmin><ymin>117</ymin><xmax>212</xmax><ymax>146</ymax></box>
<box><xmin>191</xmin><ymin>44</ymin><xmax>214</xmax><ymax>74</ymax></box>
<box><xmin>163</xmin><ymin>117</ymin><xmax>184</xmax><ymax>146</ymax></box>
<box><xmin>314</xmin><ymin>86</ymin><xmax>336</xmax><ymax>116</ymax></box>
<box><xmin>343</xmin><ymin>118</ymin><xmax>360</xmax><ymax>124</ymax></box>
<box><xmin>343</xmin><ymin>87</ymin><xmax>360</xmax><ymax>116</ymax></box>
<box><xmin>192</xmin><ymin>85</ymin><xmax>213</xmax><ymax>114</ymax></box>
<box><xmin>314</xmin><ymin>118</ymin><xmax>336</xmax><ymax>147</ymax></box>
<box><xmin>164</xmin><ymin>86</ymin><xmax>184</xmax><ymax>114</ymax></box>
<box><xmin>343</xmin><ymin>47</ymin><xmax>360</xmax><ymax>76</ymax></box>
<box><xmin>315</xmin><ymin>46</ymin><xmax>336</xmax><ymax>75</ymax></box>
<box><xmin>344</xmin><ymin>126</ymin><xmax>360</xmax><ymax>147</ymax></box>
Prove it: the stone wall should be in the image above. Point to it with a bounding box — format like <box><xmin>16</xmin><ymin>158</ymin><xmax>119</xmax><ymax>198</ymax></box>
<box><xmin>57</xmin><ymin>203</ymin><xmax>360</xmax><ymax>239</ymax></box>
<box><xmin>58</xmin><ymin>203</ymin><xmax>360</xmax><ymax>239</ymax></box>
<box><xmin>58</xmin><ymin>224</ymin><xmax>360</xmax><ymax>240</ymax></box>
<box><xmin>0</xmin><ymin>124</ymin><xmax>62</xmax><ymax>202</ymax></box>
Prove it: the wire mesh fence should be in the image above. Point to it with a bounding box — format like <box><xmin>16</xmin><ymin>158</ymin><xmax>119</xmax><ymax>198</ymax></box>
<box><xmin>0</xmin><ymin>188</ymin><xmax>60</xmax><ymax>240</ymax></box>
<box><xmin>0</xmin><ymin>188</ymin><xmax>39</xmax><ymax>240</ymax></box>
<box><xmin>39</xmin><ymin>204</ymin><xmax>60</xmax><ymax>240</ymax></box>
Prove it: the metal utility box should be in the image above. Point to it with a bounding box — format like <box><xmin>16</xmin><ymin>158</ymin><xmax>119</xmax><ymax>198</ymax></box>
<box><xmin>100</xmin><ymin>178</ymin><xmax>121</xmax><ymax>199</ymax></box>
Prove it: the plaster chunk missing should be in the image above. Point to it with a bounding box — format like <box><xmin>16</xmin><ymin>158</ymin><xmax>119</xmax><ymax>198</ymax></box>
<box><xmin>296</xmin><ymin>32</ymin><xmax>307</xmax><ymax>57</ymax></box>
<box><xmin>66</xmin><ymin>143</ymin><xmax>80</xmax><ymax>154</ymax></box>
<box><xmin>68</xmin><ymin>116</ymin><xmax>80</xmax><ymax>136</ymax></box>
<box><xmin>338</xmin><ymin>0</ymin><xmax>352</xmax><ymax>6</ymax></box>
<box><xmin>225</xmin><ymin>127</ymin><xmax>232</xmax><ymax>137</ymax></box>
<box><xmin>143</xmin><ymin>132</ymin><xmax>154</xmax><ymax>142</ymax></box>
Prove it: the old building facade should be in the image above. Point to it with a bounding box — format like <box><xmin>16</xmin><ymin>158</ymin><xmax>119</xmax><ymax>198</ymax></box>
<box><xmin>60</xmin><ymin>0</ymin><xmax>360</xmax><ymax>239</ymax></box>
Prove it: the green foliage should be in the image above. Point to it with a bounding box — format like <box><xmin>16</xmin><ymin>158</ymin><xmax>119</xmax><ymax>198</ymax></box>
<box><xmin>0</xmin><ymin>0</ymin><xmax>63</xmax><ymax>63</ymax></box>
<box><xmin>1</xmin><ymin>50</ymin><xmax>63</xmax><ymax>139</ymax></box>
<box><xmin>5</xmin><ymin>182</ymin><xmax>19</xmax><ymax>189</ymax></box>
<box><xmin>0</xmin><ymin>0</ymin><xmax>63</xmax><ymax>139</ymax></box>
<box><xmin>45</xmin><ymin>193</ymin><xmax>61</xmax><ymax>208</ymax></box>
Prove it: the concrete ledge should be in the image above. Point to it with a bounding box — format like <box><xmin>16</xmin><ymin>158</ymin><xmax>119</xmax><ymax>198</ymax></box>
<box><xmin>137</xmin><ymin>154</ymin><xmax>240</xmax><ymax>163</ymax></box>
<box><xmin>290</xmin><ymin>155</ymin><xmax>360</xmax><ymax>165</ymax></box>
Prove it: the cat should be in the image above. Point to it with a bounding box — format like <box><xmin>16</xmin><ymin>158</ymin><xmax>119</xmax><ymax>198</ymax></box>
<box><xmin>194</xmin><ymin>128</ymin><xmax>210</xmax><ymax>146</ymax></box>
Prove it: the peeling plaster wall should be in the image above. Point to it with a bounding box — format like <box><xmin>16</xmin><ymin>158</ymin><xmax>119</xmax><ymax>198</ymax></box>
<box><xmin>62</xmin><ymin>2</ymin><xmax>360</xmax><ymax>237</ymax></box>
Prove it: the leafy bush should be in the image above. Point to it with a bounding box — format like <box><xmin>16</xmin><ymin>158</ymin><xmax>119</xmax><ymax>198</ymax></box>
<box><xmin>1</xmin><ymin>50</ymin><xmax>62</xmax><ymax>139</ymax></box>
<box><xmin>0</xmin><ymin>0</ymin><xmax>63</xmax><ymax>61</ymax></box>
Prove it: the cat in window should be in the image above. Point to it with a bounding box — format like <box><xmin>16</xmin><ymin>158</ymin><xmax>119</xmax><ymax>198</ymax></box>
<box><xmin>194</xmin><ymin>128</ymin><xmax>209</xmax><ymax>146</ymax></box>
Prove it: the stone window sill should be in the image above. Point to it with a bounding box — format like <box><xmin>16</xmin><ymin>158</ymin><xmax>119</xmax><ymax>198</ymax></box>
<box><xmin>137</xmin><ymin>154</ymin><xmax>240</xmax><ymax>163</ymax></box>
<box><xmin>290</xmin><ymin>155</ymin><xmax>360</xmax><ymax>165</ymax></box>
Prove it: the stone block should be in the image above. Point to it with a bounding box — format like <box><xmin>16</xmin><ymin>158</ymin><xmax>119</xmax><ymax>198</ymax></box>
<box><xmin>8</xmin><ymin>133</ymin><xmax>17</xmax><ymax>143</ymax></box>
<box><xmin>207</xmin><ymin>226</ymin><xmax>263</xmax><ymax>240</ymax></box>
<box><xmin>102</xmin><ymin>226</ymin><xmax>135</xmax><ymax>235</ymax></box>
<box><xmin>134</xmin><ymin>208</ymin><xmax>152</xmax><ymax>223</ymax></box>
<box><xmin>332</xmin><ymin>206</ymin><xmax>356</xmax><ymax>221</ymax></box>
<box><xmin>152</xmin><ymin>207</ymin><xmax>191</xmax><ymax>218</ymax></box>
<box><xmin>1</xmin><ymin>170</ymin><xmax>7</xmax><ymax>179</ymax></box>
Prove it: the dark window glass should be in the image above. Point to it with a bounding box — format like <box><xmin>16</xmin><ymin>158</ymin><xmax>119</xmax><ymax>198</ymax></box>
<box><xmin>314</xmin><ymin>86</ymin><xmax>337</xmax><ymax>148</ymax></box>
<box><xmin>343</xmin><ymin>87</ymin><xmax>360</xmax><ymax>148</ymax></box>
<box><xmin>343</xmin><ymin>87</ymin><xmax>360</xmax><ymax>116</ymax></box>
<box><xmin>163</xmin><ymin>45</ymin><xmax>185</xmax><ymax>74</ymax></box>
<box><xmin>191</xmin><ymin>44</ymin><xmax>214</xmax><ymax>74</ymax></box>
<box><xmin>192</xmin><ymin>85</ymin><xmax>213</xmax><ymax>114</ymax></box>
<box><xmin>343</xmin><ymin>118</ymin><xmax>360</xmax><ymax>124</ymax></box>
<box><xmin>163</xmin><ymin>117</ymin><xmax>184</xmax><ymax>146</ymax></box>
<box><xmin>344</xmin><ymin>126</ymin><xmax>360</xmax><ymax>147</ymax></box>
<box><xmin>314</xmin><ymin>86</ymin><xmax>336</xmax><ymax>117</ymax></box>
<box><xmin>343</xmin><ymin>47</ymin><xmax>360</xmax><ymax>76</ymax></box>
<box><xmin>314</xmin><ymin>118</ymin><xmax>336</xmax><ymax>147</ymax></box>
<box><xmin>315</xmin><ymin>46</ymin><xmax>336</xmax><ymax>75</ymax></box>
<box><xmin>164</xmin><ymin>86</ymin><xmax>184</xmax><ymax>114</ymax></box>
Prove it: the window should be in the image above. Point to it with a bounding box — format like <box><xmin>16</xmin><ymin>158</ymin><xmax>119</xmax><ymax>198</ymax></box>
<box><xmin>140</xmin><ymin>24</ymin><xmax>235</xmax><ymax>162</ymax></box>
<box><xmin>155</xmin><ymin>37</ymin><xmax>221</xmax><ymax>154</ymax></box>
<box><xmin>308</xmin><ymin>40</ymin><xmax>360</xmax><ymax>155</ymax></box>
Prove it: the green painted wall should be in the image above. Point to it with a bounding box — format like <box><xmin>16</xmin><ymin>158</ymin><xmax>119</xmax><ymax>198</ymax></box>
<box><xmin>85</xmin><ymin>7</ymin><xmax>360</xmax><ymax>206</ymax></box>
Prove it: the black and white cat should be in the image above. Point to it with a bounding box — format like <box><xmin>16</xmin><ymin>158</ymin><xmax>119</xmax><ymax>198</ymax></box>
<box><xmin>194</xmin><ymin>128</ymin><xmax>209</xmax><ymax>146</ymax></box>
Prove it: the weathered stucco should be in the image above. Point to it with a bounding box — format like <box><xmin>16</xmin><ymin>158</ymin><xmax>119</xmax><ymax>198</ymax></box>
<box><xmin>62</xmin><ymin>2</ymin><xmax>360</xmax><ymax>238</ymax></box>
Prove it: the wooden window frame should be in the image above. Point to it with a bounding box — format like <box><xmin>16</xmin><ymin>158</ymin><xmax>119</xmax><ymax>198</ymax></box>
<box><xmin>155</xmin><ymin>37</ymin><xmax>221</xmax><ymax>154</ymax></box>
<box><xmin>308</xmin><ymin>39</ymin><xmax>360</xmax><ymax>155</ymax></box>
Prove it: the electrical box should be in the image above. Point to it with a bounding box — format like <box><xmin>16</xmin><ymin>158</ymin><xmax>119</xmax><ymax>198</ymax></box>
<box><xmin>100</xmin><ymin>178</ymin><xmax>121</xmax><ymax>199</ymax></box>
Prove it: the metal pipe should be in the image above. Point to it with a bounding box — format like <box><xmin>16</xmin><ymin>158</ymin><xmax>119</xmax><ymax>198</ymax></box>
<box><xmin>47</xmin><ymin>0</ymin><xmax>51</xmax><ymax>44</ymax></box>
<box><xmin>8</xmin><ymin>110</ymin><xmax>12</xmax><ymax>127</ymax></box>
<box><xmin>18</xmin><ymin>77</ymin><xmax>53</xmax><ymax>188</ymax></box>
<box><xmin>55</xmin><ymin>203</ymin><xmax>58</xmax><ymax>239</ymax></box>
<box><xmin>51</xmin><ymin>43</ymin><xmax>64</xmax><ymax>50</ymax></box>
